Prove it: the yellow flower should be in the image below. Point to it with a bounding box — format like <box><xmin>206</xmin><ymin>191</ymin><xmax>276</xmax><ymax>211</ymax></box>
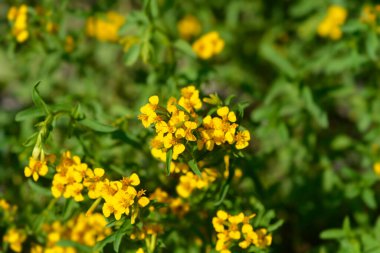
<box><xmin>86</xmin><ymin>11</ymin><xmax>125</xmax><ymax>42</ymax></box>
<box><xmin>7</xmin><ymin>5</ymin><xmax>29</xmax><ymax>43</ymax></box>
<box><xmin>24</xmin><ymin>157</ymin><xmax>48</xmax><ymax>181</ymax></box>
<box><xmin>136</xmin><ymin>248</ymin><xmax>145</xmax><ymax>253</ymax></box>
<box><xmin>65</xmin><ymin>36</ymin><xmax>75</xmax><ymax>53</ymax></box>
<box><xmin>213</xmin><ymin>210</ymin><xmax>229</xmax><ymax>232</ymax></box>
<box><xmin>177</xmin><ymin>15</ymin><xmax>201</xmax><ymax>39</ymax></box>
<box><xmin>317</xmin><ymin>5</ymin><xmax>347</xmax><ymax>40</ymax></box>
<box><xmin>51</xmin><ymin>151</ymin><xmax>89</xmax><ymax>202</ymax></box>
<box><xmin>138</xmin><ymin>96</ymin><xmax>160</xmax><ymax>128</ymax></box>
<box><xmin>192</xmin><ymin>31</ymin><xmax>224</xmax><ymax>59</ymax></box>
<box><xmin>255</xmin><ymin>228</ymin><xmax>272</xmax><ymax>248</ymax></box>
<box><xmin>373</xmin><ymin>162</ymin><xmax>380</xmax><ymax>175</ymax></box>
<box><xmin>84</xmin><ymin>168</ymin><xmax>105</xmax><ymax>199</ymax></box>
<box><xmin>361</xmin><ymin>6</ymin><xmax>376</xmax><ymax>24</ymax></box>
<box><xmin>3</xmin><ymin>228</ymin><xmax>26</xmax><ymax>252</ymax></box>
<box><xmin>121</xmin><ymin>173</ymin><xmax>140</xmax><ymax>188</ymax></box>
<box><xmin>235</xmin><ymin>130</ymin><xmax>250</xmax><ymax>149</ymax></box>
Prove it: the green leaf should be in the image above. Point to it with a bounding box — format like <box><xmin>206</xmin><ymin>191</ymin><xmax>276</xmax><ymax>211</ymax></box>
<box><xmin>302</xmin><ymin>86</ymin><xmax>328</xmax><ymax>128</ymax></box>
<box><xmin>94</xmin><ymin>233</ymin><xmax>116</xmax><ymax>251</ymax></box>
<box><xmin>141</xmin><ymin>41</ymin><xmax>153</xmax><ymax>64</ymax></box>
<box><xmin>362</xmin><ymin>188</ymin><xmax>377</xmax><ymax>209</ymax></box>
<box><xmin>224</xmin><ymin>95</ymin><xmax>236</xmax><ymax>106</ymax></box>
<box><xmin>259</xmin><ymin>42</ymin><xmax>297</xmax><ymax>78</ymax></box>
<box><xmin>113</xmin><ymin>228</ymin><xmax>124</xmax><ymax>252</ymax></box>
<box><xmin>149</xmin><ymin>0</ymin><xmax>159</xmax><ymax>18</ymax></box>
<box><xmin>63</xmin><ymin>199</ymin><xmax>79</xmax><ymax>221</ymax></box>
<box><xmin>174</xmin><ymin>40</ymin><xmax>196</xmax><ymax>57</ymax></box>
<box><xmin>268</xmin><ymin>219</ymin><xmax>284</xmax><ymax>232</ymax></box>
<box><xmin>175</xmin><ymin>104</ymin><xmax>192</xmax><ymax>116</ymax></box>
<box><xmin>28</xmin><ymin>180</ymin><xmax>52</xmax><ymax>197</ymax></box>
<box><xmin>214</xmin><ymin>183</ymin><xmax>230</xmax><ymax>206</ymax></box>
<box><xmin>366</xmin><ymin>30</ymin><xmax>378</xmax><ymax>61</ymax></box>
<box><xmin>23</xmin><ymin>133</ymin><xmax>38</xmax><ymax>147</ymax></box>
<box><xmin>124</xmin><ymin>44</ymin><xmax>141</xmax><ymax>66</ymax></box>
<box><xmin>78</xmin><ymin>118</ymin><xmax>117</xmax><ymax>133</ymax></box>
<box><xmin>57</xmin><ymin>240</ymin><xmax>92</xmax><ymax>253</ymax></box>
<box><xmin>188</xmin><ymin>158</ymin><xmax>201</xmax><ymax>177</ymax></box>
<box><xmin>15</xmin><ymin>107</ymin><xmax>44</xmax><ymax>122</ymax></box>
<box><xmin>237</xmin><ymin>102</ymin><xmax>250</xmax><ymax>118</ymax></box>
<box><xmin>320</xmin><ymin>229</ymin><xmax>345</xmax><ymax>240</ymax></box>
<box><xmin>32</xmin><ymin>82</ymin><xmax>50</xmax><ymax>114</ymax></box>
<box><xmin>165</xmin><ymin>148</ymin><xmax>173</xmax><ymax>175</ymax></box>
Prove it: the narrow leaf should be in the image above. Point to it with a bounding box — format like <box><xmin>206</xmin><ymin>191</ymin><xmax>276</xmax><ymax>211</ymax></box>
<box><xmin>165</xmin><ymin>148</ymin><xmax>173</xmax><ymax>175</ymax></box>
<box><xmin>79</xmin><ymin>118</ymin><xmax>117</xmax><ymax>133</ymax></box>
<box><xmin>32</xmin><ymin>82</ymin><xmax>50</xmax><ymax>114</ymax></box>
<box><xmin>188</xmin><ymin>158</ymin><xmax>201</xmax><ymax>177</ymax></box>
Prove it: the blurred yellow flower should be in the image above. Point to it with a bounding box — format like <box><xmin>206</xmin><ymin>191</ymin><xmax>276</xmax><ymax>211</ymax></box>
<box><xmin>177</xmin><ymin>15</ymin><xmax>201</xmax><ymax>39</ymax></box>
<box><xmin>7</xmin><ymin>5</ymin><xmax>29</xmax><ymax>43</ymax></box>
<box><xmin>86</xmin><ymin>11</ymin><xmax>125</xmax><ymax>42</ymax></box>
<box><xmin>3</xmin><ymin>228</ymin><xmax>26</xmax><ymax>252</ymax></box>
<box><xmin>317</xmin><ymin>5</ymin><xmax>347</xmax><ymax>40</ymax></box>
<box><xmin>192</xmin><ymin>31</ymin><xmax>225</xmax><ymax>59</ymax></box>
<box><xmin>373</xmin><ymin>162</ymin><xmax>380</xmax><ymax>175</ymax></box>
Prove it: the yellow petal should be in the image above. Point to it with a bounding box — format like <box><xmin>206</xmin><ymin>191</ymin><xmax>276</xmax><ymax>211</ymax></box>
<box><xmin>130</xmin><ymin>173</ymin><xmax>140</xmax><ymax>186</ymax></box>
<box><xmin>24</xmin><ymin>166</ymin><xmax>32</xmax><ymax>177</ymax></box>
<box><xmin>138</xmin><ymin>197</ymin><xmax>150</xmax><ymax>207</ymax></box>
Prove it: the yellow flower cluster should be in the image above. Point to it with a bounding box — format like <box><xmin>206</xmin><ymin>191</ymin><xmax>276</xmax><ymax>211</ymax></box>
<box><xmin>86</xmin><ymin>11</ymin><xmax>125</xmax><ymax>42</ymax></box>
<box><xmin>197</xmin><ymin>106</ymin><xmax>250</xmax><ymax>151</ymax></box>
<box><xmin>50</xmin><ymin>151</ymin><xmax>150</xmax><ymax>221</ymax></box>
<box><xmin>212</xmin><ymin>210</ymin><xmax>272</xmax><ymax>253</ymax></box>
<box><xmin>361</xmin><ymin>5</ymin><xmax>380</xmax><ymax>25</ymax></box>
<box><xmin>177</xmin><ymin>15</ymin><xmax>201</xmax><ymax>40</ymax></box>
<box><xmin>30</xmin><ymin>212</ymin><xmax>111</xmax><ymax>252</ymax></box>
<box><xmin>51</xmin><ymin>151</ymin><xmax>88</xmax><ymax>201</ymax></box>
<box><xmin>0</xmin><ymin>198</ymin><xmax>12</xmax><ymax>212</ymax></box>
<box><xmin>192</xmin><ymin>32</ymin><xmax>224</xmax><ymax>59</ymax></box>
<box><xmin>7</xmin><ymin>5</ymin><xmax>29</xmax><ymax>43</ymax></box>
<box><xmin>176</xmin><ymin>168</ymin><xmax>218</xmax><ymax>198</ymax></box>
<box><xmin>101</xmin><ymin>173</ymin><xmax>149</xmax><ymax>222</ymax></box>
<box><xmin>3</xmin><ymin>228</ymin><xmax>26</xmax><ymax>252</ymax></box>
<box><xmin>149</xmin><ymin>188</ymin><xmax>190</xmax><ymax>217</ymax></box>
<box><xmin>373</xmin><ymin>162</ymin><xmax>380</xmax><ymax>175</ymax></box>
<box><xmin>138</xmin><ymin>86</ymin><xmax>250</xmax><ymax>163</ymax></box>
<box><xmin>317</xmin><ymin>5</ymin><xmax>347</xmax><ymax>40</ymax></box>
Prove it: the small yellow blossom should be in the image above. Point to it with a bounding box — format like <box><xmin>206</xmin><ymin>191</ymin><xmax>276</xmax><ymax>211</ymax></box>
<box><xmin>7</xmin><ymin>5</ymin><xmax>29</xmax><ymax>43</ymax></box>
<box><xmin>373</xmin><ymin>162</ymin><xmax>380</xmax><ymax>175</ymax></box>
<box><xmin>235</xmin><ymin>130</ymin><xmax>250</xmax><ymax>150</ymax></box>
<box><xmin>24</xmin><ymin>156</ymin><xmax>49</xmax><ymax>181</ymax></box>
<box><xmin>3</xmin><ymin>228</ymin><xmax>26</xmax><ymax>252</ymax></box>
<box><xmin>65</xmin><ymin>36</ymin><xmax>75</xmax><ymax>53</ymax></box>
<box><xmin>177</xmin><ymin>15</ymin><xmax>201</xmax><ymax>39</ymax></box>
<box><xmin>317</xmin><ymin>5</ymin><xmax>347</xmax><ymax>40</ymax></box>
<box><xmin>192</xmin><ymin>31</ymin><xmax>224</xmax><ymax>59</ymax></box>
<box><xmin>212</xmin><ymin>210</ymin><xmax>271</xmax><ymax>252</ymax></box>
<box><xmin>86</xmin><ymin>11</ymin><xmax>125</xmax><ymax>42</ymax></box>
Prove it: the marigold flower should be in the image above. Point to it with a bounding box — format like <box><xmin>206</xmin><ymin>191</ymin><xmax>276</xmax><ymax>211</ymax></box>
<box><xmin>373</xmin><ymin>162</ymin><xmax>380</xmax><ymax>175</ymax></box>
<box><xmin>235</xmin><ymin>130</ymin><xmax>250</xmax><ymax>150</ymax></box>
<box><xmin>7</xmin><ymin>5</ymin><xmax>29</xmax><ymax>43</ymax></box>
<box><xmin>317</xmin><ymin>5</ymin><xmax>347</xmax><ymax>40</ymax></box>
<box><xmin>3</xmin><ymin>228</ymin><xmax>26</xmax><ymax>252</ymax></box>
<box><xmin>212</xmin><ymin>210</ymin><xmax>271</xmax><ymax>252</ymax></box>
<box><xmin>86</xmin><ymin>11</ymin><xmax>125</xmax><ymax>42</ymax></box>
<box><xmin>24</xmin><ymin>156</ymin><xmax>48</xmax><ymax>181</ymax></box>
<box><xmin>177</xmin><ymin>15</ymin><xmax>201</xmax><ymax>39</ymax></box>
<box><xmin>192</xmin><ymin>31</ymin><xmax>224</xmax><ymax>59</ymax></box>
